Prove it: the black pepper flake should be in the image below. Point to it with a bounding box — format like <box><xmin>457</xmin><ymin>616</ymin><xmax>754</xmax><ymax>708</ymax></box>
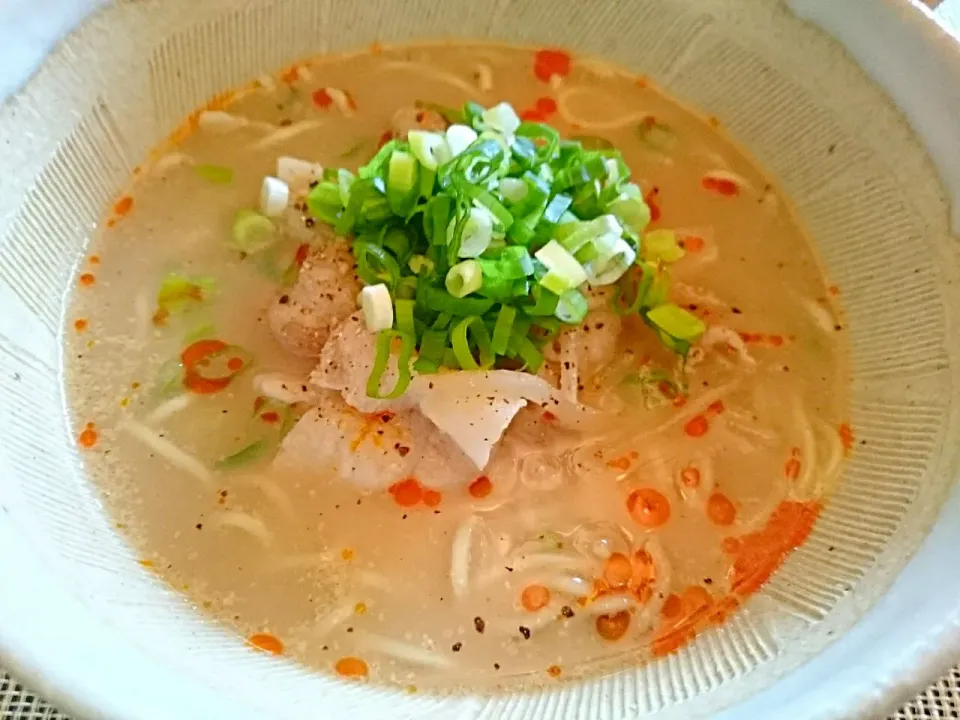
<box><xmin>304</xmin><ymin>217</ymin><xmax>316</xmax><ymax>228</ymax></box>
<box><xmin>505</xmin><ymin>566</ymin><xmax>514</xmax><ymax>573</ymax></box>
<box><xmin>402</xmin><ymin>514</ymin><xmax>408</xmax><ymax>520</ymax></box>
<box><xmin>732</xmin><ymin>307</ymin><xmax>742</xmax><ymax>315</ymax></box>
<box><xmin>278</xmin><ymin>295</ymin><xmax>290</xmax><ymax>305</ymax></box>
<box><xmin>519</xmin><ymin>626</ymin><xmax>531</xmax><ymax>639</ymax></box>
<box><xmin>396</xmin><ymin>444</ymin><xmax>410</xmax><ymax>457</ymax></box>
<box><xmin>451</xmin><ymin>642</ymin><xmax>462</xmax><ymax>652</ymax></box>
<box><xmin>309</xmin><ymin>180</ymin><xmax>319</xmax><ymax>189</ymax></box>
<box><xmin>474</xmin><ymin>616</ymin><xmax>486</xmax><ymax>634</ymax></box>
<box><xmin>560</xmin><ymin>606</ymin><xmax>575</xmax><ymax>619</ymax></box>
<box><xmin>195</xmin><ymin>523</ymin><xmax>203</xmax><ymax>530</ymax></box>
<box><xmin>833</xmin><ymin>324</ymin><xmax>843</xmax><ymax>332</ymax></box>
<box><xmin>322</xmin><ymin>644</ymin><xmax>329</xmax><ymax>651</ymax></box>
<box><xmin>346</xmin><ymin>627</ymin><xmax>354</xmax><ymax>633</ymax></box>
<box><xmin>494</xmin><ymin>663</ymin><xmax>500</xmax><ymax>670</ymax></box>
<box><xmin>703</xmin><ymin>578</ymin><xmax>713</xmax><ymax>585</ymax></box>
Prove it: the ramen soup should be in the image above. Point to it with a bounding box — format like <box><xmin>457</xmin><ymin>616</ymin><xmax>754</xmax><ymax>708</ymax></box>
<box><xmin>66</xmin><ymin>43</ymin><xmax>850</xmax><ymax>690</ymax></box>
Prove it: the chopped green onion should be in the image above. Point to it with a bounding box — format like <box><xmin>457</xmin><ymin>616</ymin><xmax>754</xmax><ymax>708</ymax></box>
<box><xmin>417</xmin><ymin>327</ymin><xmax>448</xmax><ymax>364</ymax></box>
<box><xmin>383</xmin><ymin>227</ymin><xmax>413</xmax><ymax>263</ymax></box>
<box><xmin>156</xmin><ymin>273</ymin><xmax>217</xmax><ymax>316</ymax></box>
<box><xmin>646</xmin><ymin>303</ymin><xmax>705</xmax><ymax>341</ymax></box>
<box><xmin>452</xmin><ymin>206</ymin><xmax>495</xmax><ymax>258</ymax></box>
<box><xmin>230</xmin><ymin>210</ymin><xmax>277</xmax><ymax>254</ymax></box>
<box><xmin>445</xmin><ymin>124</ymin><xmax>480</xmax><ymax>159</ymax></box>
<box><xmin>511</xmin><ymin>333</ymin><xmax>544</xmax><ymax>372</ymax></box>
<box><xmin>481</xmin><ymin>102</ymin><xmax>522</xmax><ymax>136</ymax></box>
<box><xmin>583</xmin><ymin>235</ymin><xmax>637</xmax><ymax>285</ymax></box>
<box><xmin>643</xmin><ymin>229</ymin><xmax>685</xmax><ymax>263</ymax></box>
<box><xmin>395</xmin><ymin>298</ymin><xmax>416</xmax><ymax>335</ymax></box>
<box><xmin>491</xmin><ymin>305</ymin><xmax>517</xmax><ymax>355</ymax></box>
<box><xmin>408</xmin><ymin>254</ymin><xmax>434</xmax><ymax>275</ymax></box>
<box><xmin>408</xmin><ymin>131</ymin><xmax>448</xmax><ymax>172</ymax></box>
<box><xmin>216</xmin><ymin>440</ymin><xmax>267</xmax><ymax>470</ymax></box>
<box><xmin>527</xmin><ymin>285</ymin><xmax>560</xmax><ymax>316</ymax></box>
<box><xmin>499</xmin><ymin>178</ymin><xmax>528</xmax><ymax>204</ymax></box>
<box><xmin>535</xmin><ymin>240</ymin><xmax>587</xmax><ymax>294</ymax></box>
<box><xmin>422</xmin><ymin>285</ymin><xmax>495</xmax><ymax>315</ymax></box>
<box><xmin>360</xmin><ymin>283</ymin><xmax>394</xmax><ymax>332</ymax></box>
<box><xmin>195</xmin><ymin>163</ymin><xmax>234</xmax><ymax>185</ymax></box>
<box><xmin>359</xmin><ymin>139</ymin><xmax>398</xmax><ymax>180</ymax></box>
<box><xmin>609</xmin><ymin>183</ymin><xmax>651</xmax><ymax>234</ymax></box>
<box><xmin>354</xmin><ymin>240</ymin><xmax>402</xmax><ymax>288</ymax></box>
<box><xmin>446</xmin><ymin>260</ymin><xmax>483</xmax><ymax>297</ymax></box>
<box><xmin>386</xmin><ymin>150</ymin><xmax>420</xmax><ymax>216</ymax></box>
<box><xmin>556</xmin><ymin>288</ymin><xmax>588</xmax><ymax>324</ymax></box>
<box><xmin>424</xmin><ymin>194</ymin><xmax>453</xmax><ymax>246</ymax></box>
<box><xmin>366</xmin><ymin>330</ymin><xmax>414</xmax><ymax>399</ymax></box>
<box><xmin>451</xmin><ymin>316</ymin><xmax>494</xmax><ymax>370</ymax></box>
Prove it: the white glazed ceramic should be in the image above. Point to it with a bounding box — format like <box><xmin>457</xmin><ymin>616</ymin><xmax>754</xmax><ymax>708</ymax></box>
<box><xmin>1</xmin><ymin>1</ymin><xmax>959</xmax><ymax>718</ymax></box>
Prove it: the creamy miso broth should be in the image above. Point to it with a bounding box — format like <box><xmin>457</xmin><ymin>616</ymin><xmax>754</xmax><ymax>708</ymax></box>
<box><xmin>66</xmin><ymin>43</ymin><xmax>850</xmax><ymax>691</ymax></box>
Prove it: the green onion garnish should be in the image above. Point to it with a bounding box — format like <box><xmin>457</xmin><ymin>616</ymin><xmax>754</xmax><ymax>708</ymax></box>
<box><xmin>297</xmin><ymin>101</ymin><xmax>703</xmax><ymax>399</ymax></box>
<box><xmin>230</xmin><ymin>210</ymin><xmax>277</xmax><ymax>254</ymax></box>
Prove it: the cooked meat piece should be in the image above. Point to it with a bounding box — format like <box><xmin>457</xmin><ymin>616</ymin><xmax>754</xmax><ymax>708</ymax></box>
<box><xmin>390</xmin><ymin>106</ymin><xmax>448</xmax><ymax>140</ymax></box>
<box><xmin>275</xmin><ymin>390</ymin><xmax>478</xmax><ymax>491</ymax></box>
<box><xmin>267</xmin><ymin>233</ymin><xmax>361</xmax><ymax>358</ymax></box>
<box><xmin>310</xmin><ymin>312</ymin><xmax>415</xmax><ymax>415</ymax></box>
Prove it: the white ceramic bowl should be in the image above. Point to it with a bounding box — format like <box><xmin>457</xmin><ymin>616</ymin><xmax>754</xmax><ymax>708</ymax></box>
<box><xmin>2</xmin><ymin>1</ymin><xmax>960</xmax><ymax>718</ymax></box>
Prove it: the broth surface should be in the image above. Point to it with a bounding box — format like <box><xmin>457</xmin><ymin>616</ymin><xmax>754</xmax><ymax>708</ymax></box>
<box><xmin>66</xmin><ymin>42</ymin><xmax>849</xmax><ymax>691</ymax></box>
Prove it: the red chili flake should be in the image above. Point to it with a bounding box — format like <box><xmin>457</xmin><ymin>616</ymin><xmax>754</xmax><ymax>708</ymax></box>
<box><xmin>88</xmin><ymin>255</ymin><xmax>101</xmax><ymax>265</ymax></box>
<box><xmin>226</xmin><ymin>356</ymin><xmax>244</xmax><ymax>372</ymax></box>
<box><xmin>280</xmin><ymin>65</ymin><xmax>300</xmax><ymax>84</ymax></box>
<box><xmin>422</xmin><ymin>489</ymin><xmax>442</xmax><ymax>507</ymax></box>
<box><xmin>113</xmin><ymin>195</ymin><xmax>134</xmax><ymax>216</ymax></box>
<box><xmin>828</xmin><ymin>285</ymin><xmax>840</xmax><ymax>296</ymax></box>
<box><xmin>738</xmin><ymin>331</ymin><xmax>762</xmax><ymax>344</ymax></box>
<box><xmin>294</xmin><ymin>243</ymin><xmax>310</xmax><ymax>267</ymax></box>
<box><xmin>377</xmin><ymin>130</ymin><xmax>394</xmax><ymax>149</ymax></box>
<box><xmin>520</xmin><ymin>108</ymin><xmax>547</xmax><ymax>122</ymax></box>
<box><xmin>645</xmin><ymin>188</ymin><xmax>661</xmax><ymax>223</ymax></box>
<box><xmin>389</xmin><ymin>478</ymin><xmax>423</xmax><ymax>507</ymax></box>
<box><xmin>260</xmin><ymin>411</ymin><xmax>280</xmax><ymax>424</ymax></box>
<box><xmin>469</xmin><ymin>476</ymin><xmax>493</xmax><ymax>499</ymax></box>
<box><xmin>74</xmin><ymin>318</ymin><xmax>89</xmax><ymax>332</ymax></box>
<box><xmin>546</xmin><ymin>664</ymin><xmax>562</xmax><ymax>678</ymax></box>
<box><xmin>535</xmin><ymin>96</ymin><xmax>558</xmax><ymax>115</ymax></box>
<box><xmin>79</xmin><ymin>273</ymin><xmax>96</xmax><ymax>286</ymax></box>
<box><xmin>707</xmin><ymin>400</ymin><xmax>725</xmax><ymax>415</ymax></box>
<box><xmin>541</xmin><ymin>410</ymin><xmax>557</xmax><ymax>423</ymax></box>
<box><xmin>707</xmin><ymin>115</ymin><xmax>720</xmax><ymax>128</ymax></box>
<box><xmin>253</xmin><ymin>396</ymin><xmax>266</xmax><ymax>413</ymax></box>
<box><xmin>247</xmin><ymin>632</ymin><xmax>284</xmax><ymax>655</ymax></box>
<box><xmin>701</xmin><ymin>175</ymin><xmax>739</xmax><ymax>197</ymax></box>
<box><xmin>635</xmin><ymin>76</ymin><xmax>648</xmax><ymax>89</ymax></box>
<box><xmin>312</xmin><ymin>88</ymin><xmax>333</xmax><ymax>108</ymax></box>
<box><xmin>838</xmin><ymin>423</ymin><xmax>854</xmax><ymax>454</ymax></box>
<box><xmin>533</xmin><ymin>49</ymin><xmax>572</xmax><ymax>83</ymax></box>
<box><xmin>345</xmin><ymin>90</ymin><xmax>358</xmax><ymax>111</ymax></box>
<box><xmin>684</xmin><ymin>414</ymin><xmax>709</xmax><ymax>438</ymax></box>
<box><xmin>78</xmin><ymin>422</ymin><xmax>98</xmax><ymax>449</ymax></box>
<box><xmin>768</xmin><ymin>335</ymin><xmax>785</xmax><ymax>347</ymax></box>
